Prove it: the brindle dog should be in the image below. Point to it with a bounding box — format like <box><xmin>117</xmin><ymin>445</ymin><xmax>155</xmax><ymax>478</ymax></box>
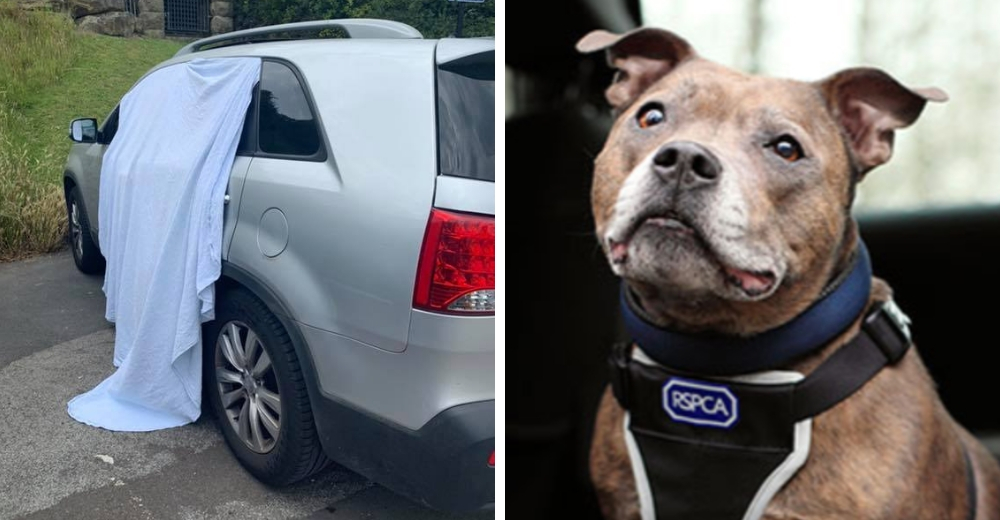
<box><xmin>577</xmin><ymin>27</ymin><xmax>1000</xmax><ymax>520</ymax></box>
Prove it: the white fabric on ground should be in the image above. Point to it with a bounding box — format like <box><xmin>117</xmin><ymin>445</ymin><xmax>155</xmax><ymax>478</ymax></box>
<box><xmin>68</xmin><ymin>58</ymin><xmax>261</xmax><ymax>431</ymax></box>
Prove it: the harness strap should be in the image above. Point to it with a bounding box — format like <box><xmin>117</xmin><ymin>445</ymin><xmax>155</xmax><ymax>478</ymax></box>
<box><xmin>789</xmin><ymin>300</ymin><xmax>910</xmax><ymax>420</ymax></box>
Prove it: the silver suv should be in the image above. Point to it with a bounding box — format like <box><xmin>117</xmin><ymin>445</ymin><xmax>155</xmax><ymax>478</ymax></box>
<box><xmin>62</xmin><ymin>20</ymin><xmax>495</xmax><ymax>512</ymax></box>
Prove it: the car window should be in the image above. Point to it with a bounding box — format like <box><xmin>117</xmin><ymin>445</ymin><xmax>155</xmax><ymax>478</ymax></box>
<box><xmin>257</xmin><ymin>61</ymin><xmax>321</xmax><ymax>157</ymax></box>
<box><xmin>100</xmin><ymin>106</ymin><xmax>120</xmax><ymax>145</ymax></box>
<box><xmin>438</xmin><ymin>53</ymin><xmax>495</xmax><ymax>182</ymax></box>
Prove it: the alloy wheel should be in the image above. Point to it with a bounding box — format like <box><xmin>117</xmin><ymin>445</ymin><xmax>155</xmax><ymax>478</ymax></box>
<box><xmin>214</xmin><ymin>321</ymin><xmax>282</xmax><ymax>453</ymax></box>
<box><xmin>70</xmin><ymin>202</ymin><xmax>83</xmax><ymax>260</ymax></box>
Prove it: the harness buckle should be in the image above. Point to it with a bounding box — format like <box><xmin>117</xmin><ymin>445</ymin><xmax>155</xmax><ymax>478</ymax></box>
<box><xmin>863</xmin><ymin>300</ymin><xmax>912</xmax><ymax>364</ymax></box>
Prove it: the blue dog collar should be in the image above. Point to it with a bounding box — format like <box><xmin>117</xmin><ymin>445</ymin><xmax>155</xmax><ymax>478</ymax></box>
<box><xmin>620</xmin><ymin>241</ymin><xmax>873</xmax><ymax>375</ymax></box>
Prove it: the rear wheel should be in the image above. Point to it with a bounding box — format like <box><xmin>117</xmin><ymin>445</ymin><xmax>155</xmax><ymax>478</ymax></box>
<box><xmin>65</xmin><ymin>186</ymin><xmax>105</xmax><ymax>274</ymax></box>
<box><xmin>203</xmin><ymin>287</ymin><xmax>328</xmax><ymax>485</ymax></box>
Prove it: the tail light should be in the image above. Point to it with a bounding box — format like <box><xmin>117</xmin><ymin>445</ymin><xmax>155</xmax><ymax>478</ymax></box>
<box><xmin>488</xmin><ymin>450</ymin><xmax>495</xmax><ymax>468</ymax></box>
<box><xmin>414</xmin><ymin>209</ymin><xmax>495</xmax><ymax>314</ymax></box>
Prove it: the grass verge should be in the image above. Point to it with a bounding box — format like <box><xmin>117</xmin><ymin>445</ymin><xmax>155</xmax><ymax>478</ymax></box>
<box><xmin>0</xmin><ymin>2</ymin><xmax>183</xmax><ymax>261</ymax></box>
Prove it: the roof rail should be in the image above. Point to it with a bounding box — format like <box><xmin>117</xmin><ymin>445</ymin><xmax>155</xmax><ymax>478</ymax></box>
<box><xmin>175</xmin><ymin>19</ymin><xmax>422</xmax><ymax>56</ymax></box>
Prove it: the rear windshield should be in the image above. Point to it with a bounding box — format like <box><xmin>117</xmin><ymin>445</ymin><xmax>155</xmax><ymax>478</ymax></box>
<box><xmin>437</xmin><ymin>53</ymin><xmax>495</xmax><ymax>182</ymax></box>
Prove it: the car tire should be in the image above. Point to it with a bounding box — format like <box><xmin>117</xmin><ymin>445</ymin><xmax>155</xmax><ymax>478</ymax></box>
<box><xmin>65</xmin><ymin>185</ymin><xmax>106</xmax><ymax>274</ymax></box>
<box><xmin>203</xmin><ymin>287</ymin><xmax>329</xmax><ymax>485</ymax></box>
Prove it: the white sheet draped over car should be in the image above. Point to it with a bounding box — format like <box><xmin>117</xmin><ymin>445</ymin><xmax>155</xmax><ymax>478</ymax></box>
<box><xmin>68</xmin><ymin>57</ymin><xmax>261</xmax><ymax>431</ymax></box>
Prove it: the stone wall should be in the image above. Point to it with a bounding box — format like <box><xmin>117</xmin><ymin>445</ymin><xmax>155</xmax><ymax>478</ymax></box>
<box><xmin>137</xmin><ymin>0</ymin><xmax>164</xmax><ymax>38</ymax></box>
<box><xmin>18</xmin><ymin>0</ymin><xmax>232</xmax><ymax>37</ymax></box>
<box><xmin>209</xmin><ymin>1</ymin><xmax>231</xmax><ymax>34</ymax></box>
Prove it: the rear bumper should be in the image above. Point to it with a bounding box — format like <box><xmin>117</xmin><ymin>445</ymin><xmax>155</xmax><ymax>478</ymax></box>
<box><xmin>312</xmin><ymin>396</ymin><xmax>495</xmax><ymax>511</ymax></box>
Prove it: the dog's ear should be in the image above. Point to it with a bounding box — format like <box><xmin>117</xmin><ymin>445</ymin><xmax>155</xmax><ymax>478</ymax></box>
<box><xmin>816</xmin><ymin>68</ymin><xmax>948</xmax><ymax>176</ymax></box>
<box><xmin>577</xmin><ymin>28</ymin><xmax>696</xmax><ymax>112</ymax></box>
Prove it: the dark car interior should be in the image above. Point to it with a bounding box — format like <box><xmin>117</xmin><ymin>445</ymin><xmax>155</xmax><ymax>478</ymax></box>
<box><xmin>507</xmin><ymin>1</ymin><xmax>1000</xmax><ymax>518</ymax></box>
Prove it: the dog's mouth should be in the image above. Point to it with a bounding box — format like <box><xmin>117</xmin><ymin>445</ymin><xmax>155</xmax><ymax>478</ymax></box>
<box><xmin>721</xmin><ymin>265</ymin><xmax>777</xmax><ymax>297</ymax></box>
<box><xmin>608</xmin><ymin>213</ymin><xmax>691</xmax><ymax>263</ymax></box>
<box><xmin>608</xmin><ymin>213</ymin><xmax>778</xmax><ymax>298</ymax></box>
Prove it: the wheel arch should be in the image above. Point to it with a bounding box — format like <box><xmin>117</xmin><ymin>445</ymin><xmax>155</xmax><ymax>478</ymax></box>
<box><xmin>217</xmin><ymin>262</ymin><xmax>324</xmax><ymax>416</ymax></box>
<box><xmin>63</xmin><ymin>171</ymin><xmax>78</xmax><ymax>193</ymax></box>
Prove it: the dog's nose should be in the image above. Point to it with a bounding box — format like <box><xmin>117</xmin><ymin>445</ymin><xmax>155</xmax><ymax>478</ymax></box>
<box><xmin>652</xmin><ymin>141</ymin><xmax>722</xmax><ymax>186</ymax></box>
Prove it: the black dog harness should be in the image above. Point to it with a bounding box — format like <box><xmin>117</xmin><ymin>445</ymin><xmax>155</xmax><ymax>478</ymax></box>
<box><xmin>611</xmin><ymin>242</ymin><xmax>977</xmax><ymax>520</ymax></box>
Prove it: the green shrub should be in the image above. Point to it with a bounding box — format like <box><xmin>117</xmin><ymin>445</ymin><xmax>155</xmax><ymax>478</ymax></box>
<box><xmin>0</xmin><ymin>4</ymin><xmax>75</xmax><ymax>259</ymax></box>
<box><xmin>0</xmin><ymin>3</ymin><xmax>182</xmax><ymax>260</ymax></box>
<box><xmin>0</xmin><ymin>122</ymin><xmax>67</xmax><ymax>261</ymax></box>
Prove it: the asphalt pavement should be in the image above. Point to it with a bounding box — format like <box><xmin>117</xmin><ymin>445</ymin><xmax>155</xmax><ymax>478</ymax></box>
<box><xmin>0</xmin><ymin>252</ymin><xmax>110</xmax><ymax>370</ymax></box>
<box><xmin>0</xmin><ymin>251</ymin><xmax>492</xmax><ymax>520</ymax></box>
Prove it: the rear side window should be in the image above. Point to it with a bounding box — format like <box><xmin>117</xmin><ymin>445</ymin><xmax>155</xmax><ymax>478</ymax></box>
<box><xmin>101</xmin><ymin>106</ymin><xmax>120</xmax><ymax>145</ymax></box>
<box><xmin>258</xmin><ymin>61</ymin><xmax>321</xmax><ymax>157</ymax></box>
<box><xmin>437</xmin><ymin>52</ymin><xmax>495</xmax><ymax>181</ymax></box>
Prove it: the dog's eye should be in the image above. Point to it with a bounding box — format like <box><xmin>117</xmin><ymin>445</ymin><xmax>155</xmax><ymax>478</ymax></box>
<box><xmin>768</xmin><ymin>135</ymin><xmax>804</xmax><ymax>162</ymax></box>
<box><xmin>637</xmin><ymin>104</ymin><xmax>666</xmax><ymax>129</ymax></box>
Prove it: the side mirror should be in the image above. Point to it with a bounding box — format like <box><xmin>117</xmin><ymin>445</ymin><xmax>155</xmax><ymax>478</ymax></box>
<box><xmin>69</xmin><ymin>118</ymin><xmax>98</xmax><ymax>143</ymax></box>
